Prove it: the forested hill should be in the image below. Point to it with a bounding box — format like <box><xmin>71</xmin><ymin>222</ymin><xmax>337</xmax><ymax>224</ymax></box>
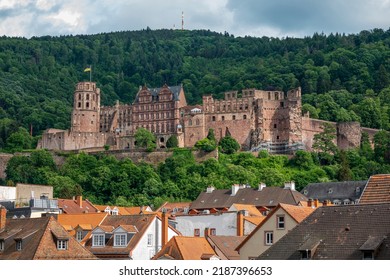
<box><xmin>0</xmin><ymin>28</ymin><xmax>390</xmax><ymax>148</ymax></box>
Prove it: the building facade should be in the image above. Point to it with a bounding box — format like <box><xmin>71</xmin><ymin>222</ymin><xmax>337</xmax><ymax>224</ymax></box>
<box><xmin>38</xmin><ymin>81</ymin><xmax>374</xmax><ymax>153</ymax></box>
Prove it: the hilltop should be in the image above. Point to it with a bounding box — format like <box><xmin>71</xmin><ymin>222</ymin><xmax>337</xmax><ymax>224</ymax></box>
<box><xmin>0</xmin><ymin>28</ymin><xmax>389</xmax><ymax>151</ymax></box>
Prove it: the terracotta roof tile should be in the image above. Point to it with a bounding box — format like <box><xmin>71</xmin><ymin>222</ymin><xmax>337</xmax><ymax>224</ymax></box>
<box><xmin>0</xmin><ymin>216</ymin><xmax>96</xmax><ymax>260</ymax></box>
<box><xmin>153</xmin><ymin>236</ymin><xmax>216</xmax><ymax>260</ymax></box>
<box><xmin>207</xmin><ymin>235</ymin><xmax>246</xmax><ymax>260</ymax></box>
<box><xmin>359</xmin><ymin>174</ymin><xmax>390</xmax><ymax>204</ymax></box>
<box><xmin>58</xmin><ymin>197</ymin><xmax>99</xmax><ymax>214</ymax></box>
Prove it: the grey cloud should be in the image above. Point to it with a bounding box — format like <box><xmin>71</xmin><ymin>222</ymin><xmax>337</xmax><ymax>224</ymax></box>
<box><xmin>226</xmin><ymin>0</ymin><xmax>390</xmax><ymax>37</ymax></box>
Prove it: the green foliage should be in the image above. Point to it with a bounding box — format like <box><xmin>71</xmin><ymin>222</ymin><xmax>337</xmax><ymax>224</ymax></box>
<box><xmin>134</xmin><ymin>127</ymin><xmax>156</xmax><ymax>151</ymax></box>
<box><xmin>166</xmin><ymin>135</ymin><xmax>179</xmax><ymax>148</ymax></box>
<box><xmin>219</xmin><ymin>136</ymin><xmax>240</xmax><ymax>154</ymax></box>
<box><xmin>312</xmin><ymin>123</ymin><xmax>338</xmax><ymax>155</ymax></box>
<box><xmin>5</xmin><ymin>127</ymin><xmax>33</xmax><ymax>152</ymax></box>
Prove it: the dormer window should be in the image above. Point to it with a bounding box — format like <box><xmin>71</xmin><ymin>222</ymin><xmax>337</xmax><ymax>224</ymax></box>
<box><xmin>298</xmin><ymin>238</ymin><xmax>320</xmax><ymax>260</ymax></box>
<box><xmin>76</xmin><ymin>231</ymin><xmax>83</xmax><ymax>241</ymax></box>
<box><xmin>360</xmin><ymin>236</ymin><xmax>384</xmax><ymax>260</ymax></box>
<box><xmin>16</xmin><ymin>240</ymin><xmax>22</xmax><ymax>251</ymax></box>
<box><xmin>92</xmin><ymin>234</ymin><xmax>105</xmax><ymax>247</ymax></box>
<box><xmin>111</xmin><ymin>207</ymin><xmax>119</xmax><ymax>215</ymax></box>
<box><xmin>114</xmin><ymin>234</ymin><xmax>127</xmax><ymax>247</ymax></box>
<box><xmin>57</xmin><ymin>240</ymin><xmax>68</xmax><ymax>250</ymax></box>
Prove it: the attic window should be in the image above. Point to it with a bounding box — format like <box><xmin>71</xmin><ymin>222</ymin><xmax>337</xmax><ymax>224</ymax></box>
<box><xmin>92</xmin><ymin>234</ymin><xmax>105</xmax><ymax>247</ymax></box>
<box><xmin>114</xmin><ymin>234</ymin><xmax>127</xmax><ymax>247</ymax></box>
<box><xmin>301</xmin><ymin>250</ymin><xmax>311</xmax><ymax>260</ymax></box>
<box><xmin>0</xmin><ymin>240</ymin><xmax>4</xmax><ymax>251</ymax></box>
<box><xmin>76</xmin><ymin>231</ymin><xmax>83</xmax><ymax>241</ymax></box>
<box><xmin>16</xmin><ymin>240</ymin><xmax>22</xmax><ymax>251</ymax></box>
<box><xmin>328</xmin><ymin>189</ymin><xmax>333</xmax><ymax>194</ymax></box>
<box><xmin>57</xmin><ymin>240</ymin><xmax>68</xmax><ymax>250</ymax></box>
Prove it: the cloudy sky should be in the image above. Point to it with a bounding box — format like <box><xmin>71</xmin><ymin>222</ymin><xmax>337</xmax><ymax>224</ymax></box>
<box><xmin>0</xmin><ymin>0</ymin><xmax>389</xmax><ymax>38</ymax></box>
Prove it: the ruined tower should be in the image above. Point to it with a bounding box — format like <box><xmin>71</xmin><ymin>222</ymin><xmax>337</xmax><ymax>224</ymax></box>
<box><xmin>71</xmin><ymin>82</ymin><xmax>100</xmax><ymax>133</ymax></box>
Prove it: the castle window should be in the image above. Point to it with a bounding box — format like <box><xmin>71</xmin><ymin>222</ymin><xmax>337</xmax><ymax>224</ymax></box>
<box><xmin>160</xmin><ymin>137</ymin><xmax>164</xmax><ymax>143</ymax></box>
<box><xmin>239</xmin><ymin>105</ymin><xmax>243</xmax><ymax>110</ymax></box>
<box><xmin>86</xmin><ymin>102</ymin><xmax>89</xmax><ymax>108</ymax></box>
<box><xmin>212</xmin><ymin>116</ymin><xmax>216</xmax><ymax>122</ymax></box>
<box><xmin>189</xmin><ymin>119</ymin><xmax>192</xmax><ymax>126</ymax></box>
<box><xmin>275</xmin><ymin>93</ymin><xmax>279</xmax><ymax>100</ymax></box>
<box><xmin>268</xmin><ymin>92</ymin><xmax>271</xmax><ymax>99</ymax></box>
<box><xmin>223</xmin><ymin>105</ymin><xmax>226</xmax><ymax>111</ymax></box>
<box><xmin>277</xmin><ymin>136</ymin><xmax>280</xmax><ymax>140</ymax></box>
<box><xmin>86</xmin><ymin>94</ymin><xmax>90</xmax><ymax>100</ymax></box>
<box><xmin>274</xmin><ymin>124</ymin><xmax>277</xmax><ymax>128</ymax></box>
<box><xmin>78</xmin><ymin>94</ymin><xmax>81</xmax><ymax>100</ymax></box>
<box><xmin>222</xmin><ymin>116</ymin><xmax>225</xmax><ymax>121</ymax></box>
<box><xmin>243</xmin><ymin>115</ymin><xmax>247</xmax><ymax>120</ymax></box>
<box><xmin>245</xmin><ymin>104</ymin><xmax>248</xmax><ymax>110</ymax></box>
<box><xmin>233</xmin><ymin>115</ymin><xmax>236</xmax><ymax>120</ymax></box>
<box><xmin>196</xmin><ymin>119</ymin><xmax>200</xmax><ymax>125</ymax></box>
<box><xmin>78</xmin><ymin>102</ymin><xmax>81</xmax><ymax>108</ymax></box>
<box><xmin>280</xmin><ymin>102</ymin><xmax>284</xmax><ymax>108</ymax></box>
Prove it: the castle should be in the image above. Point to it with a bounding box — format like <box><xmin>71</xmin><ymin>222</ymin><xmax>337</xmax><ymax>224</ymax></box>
<box><xmin>38</xmin><ymin>81</ymin><xmax>378</xmax><ymax>153</ymax></box>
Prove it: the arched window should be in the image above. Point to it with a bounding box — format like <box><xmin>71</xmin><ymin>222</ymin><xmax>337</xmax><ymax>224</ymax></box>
<box><xmin>78</xmin><ymin>94</ymin><xmax>81</xmax><ymax>100</ymax></box>
<box><xmin>189</xmin><ymin>119</ymin><xmax>192</xmax><ymax>126</ymax></box>
<box><xmin>196</xmin><ymin>119</ymin><xmax>200</xmax><ymax>125</ymax></box>
<box><xmin>86</xmin><ymin>94</ymin><xmax>90</xmax><ymax>100</ymax></box>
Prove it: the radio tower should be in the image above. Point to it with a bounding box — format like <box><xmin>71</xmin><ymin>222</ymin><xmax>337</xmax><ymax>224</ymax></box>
<box><xmin>182</xmin><ymin>11</ymin><xmax>184</xmax><ymax>30</ymax></box>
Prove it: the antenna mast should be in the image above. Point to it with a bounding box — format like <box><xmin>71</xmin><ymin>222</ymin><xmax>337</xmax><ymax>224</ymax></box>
<box><xmin>182</xmin><ymin>11</ymin><xmax>184</xmax><ymax>30</ymax></box>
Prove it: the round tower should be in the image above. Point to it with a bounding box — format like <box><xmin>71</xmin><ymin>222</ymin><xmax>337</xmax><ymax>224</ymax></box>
<box><xmin>71</xmin><ymin>82</ymin><xmax>100</xmax><ymax>133</ymax></box>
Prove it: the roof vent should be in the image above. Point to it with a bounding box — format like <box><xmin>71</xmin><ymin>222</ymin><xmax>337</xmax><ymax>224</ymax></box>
<box><xmin>258</xmin><ymin>182</ymin><xmax>266</xmax><ymax>191</ymax></box>
<box><xmin>202</xmin><ymin>210</ymin><xmax>210</xmax><ymax>214</ymax></box>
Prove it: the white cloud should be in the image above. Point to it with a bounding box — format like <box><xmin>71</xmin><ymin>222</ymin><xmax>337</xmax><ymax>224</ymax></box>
<box><xmin>0</xmin><ymin>0</ymin><xmax>389</xmax><ymax>38</ymax></box>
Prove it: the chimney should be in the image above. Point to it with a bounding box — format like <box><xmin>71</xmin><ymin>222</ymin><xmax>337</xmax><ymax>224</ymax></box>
<box><xmin>76</xmin><ymin>196</ymin><xmax>83</xmax><ymax>208</ymax></box>
<box><xmin>237</xmin><ymin>210</ymin><xmax>244</xmax><ymax>236</ymax></box>
<box><xmin>284</xmin><ymin>181</ymin><xmax>296</xmax><ymax>191</ymax></box>
<box><xmin>161</xmin><ymin>211</ymin><xmax>168</xmax><ymax>247</ymax></box>
<box><xmin>0</xmin><ymin>206</ymin><xmax>7</xmax><ymax>230</ymax></box>
<box><xmin>231</xmin><ymin>184</ymin><xmax>240</xmax><ymax>196</ymax></box>
<box><xmin>322</xmin><ymin>200</ymin><xmax>331</xmax><ymax>206</ymax></box>
<box><xmin>258</xmin><ymin>182</ymin><xmax>266</xmax><ymax>191</ymax></box>
<box><xmin>307</xmin><ymin>199</ymin><xmax>313</xmax><ymax>208</ymax></box>
<box><xmin>314</xmin><ymin>199</ymin><xmax>319</xmax><ymax>208</ymax></box>
<box><xmin>204</xmin><ymin>227</ymin><xmax>212</xmax><ymax>238</ymax></box>
<box><xmin>206</xmin><ymin>186</ymin><xmax>215</xmax><ymax>193</ymax></box>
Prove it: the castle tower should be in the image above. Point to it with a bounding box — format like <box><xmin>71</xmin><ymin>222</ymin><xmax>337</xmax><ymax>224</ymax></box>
<box><xmin>287</xmin><ymin>87</ymin><xmax>303</xmax><ymax>145</ymax></box>
<box><xmin>71</xmin><ymin>82</ymin><xmax>100</xmax><ymax>133</ymax></box>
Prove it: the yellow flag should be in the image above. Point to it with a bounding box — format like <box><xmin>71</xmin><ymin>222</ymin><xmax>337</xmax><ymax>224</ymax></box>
<box><xmin>84</xmin><ymin>67</ymin><xmax>91</xmax><ymax>72</ymax></box>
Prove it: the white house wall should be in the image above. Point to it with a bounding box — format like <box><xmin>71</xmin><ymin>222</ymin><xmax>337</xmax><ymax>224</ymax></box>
<box><xmin>0</xmin><ymin>186</ymin><xmax>16</xmax><ymax>201</ymax></box>
<box><xmin>175</xmin><ymin>212</ymin><xmax>237</xmax><ymax>237</ymax></box>
<box><xmin>131</xmin><ymin>217</ymin><xmax>178</xmax><ymax>260</ymax></box>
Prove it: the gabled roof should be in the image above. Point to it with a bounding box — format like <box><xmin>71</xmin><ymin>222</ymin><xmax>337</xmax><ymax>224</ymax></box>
<box><xmin>85</xmin><ymin>214</ymin><xmax>159</xmax><ymax>257</ymax></box>
<box><xmin>258</xmin><ymin>203</ymin><xmax>390</xmax><ymax>260</ymax></box>
<box><xmin>58</xmin><ymin>197</ymin><xmax>99</xmax><ymax>214</ymax></box>
<box><xmin>236</xmin><ymin>203</ymin><xmax>315</xmax><ymax>251</ymax></box>
<box><xmin>190</xmin><ymin>186</ymin><xmax>307</xmax><ymax>210</ymax></box>
<box><xmin>206</xmin><ymin>235</ymin><xmax>246</xmax><ymax>260</ymax></box>
<box><xmin>0</xmin><ymin>216</ymin><xmax>96</xmax><ymax>260</ymax></box>
<box><xmin>134</xmin><ymin>85</ymin><xmax>183</xmax><ymax>103</ymax></box>
<box><xmin>301</xmin><ymin>180</ymin><xmax>367</xmax><ymax>202</ymax></box>
<box><xmin>229</xmin><ymin>204</ymin><xmax>262</xmax><ymax>216</ymax></box>
<box><xmin>152</xmin><ymin>236</ymin><xmax>216</xmax><ymax>260</ymax></box>
<box><xmin>57</xmin><ymin>212</ymin><xmax>108</xmax><ymax>232</ymax></box>
<box><xmin>359</xmin><ymin>174</ymin><xmax>390</xmax><ymax>204</ymax></box>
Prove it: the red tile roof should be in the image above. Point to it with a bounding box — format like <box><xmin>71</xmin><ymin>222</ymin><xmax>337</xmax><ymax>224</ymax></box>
<box><xmin>58</xmin><ymin>197</ymin><xmax>99</xmax><ymax>214</ymax></box>
<box><xmin>0</xmin><ymin>216</ymin><xmax>96</xmax><ymax>260</ymax></box>
<box><xmin>359</xmin><ymin>174</ymin><xmax>390</xmax><ymax>204</ymax></box>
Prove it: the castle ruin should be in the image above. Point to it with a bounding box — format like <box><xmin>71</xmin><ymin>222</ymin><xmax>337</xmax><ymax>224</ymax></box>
<box><xmin>38</xmin><ymin>81</ymin><xmax>377</xmax><ymax>153</ymax></box>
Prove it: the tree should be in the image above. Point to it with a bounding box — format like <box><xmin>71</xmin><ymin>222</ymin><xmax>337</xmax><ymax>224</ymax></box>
<box><xmin>312</xmin><ymin>123</ymin><xmax>338</xmax><ymax>154</ymax></box>
<box><xmin>134</xmin><ymin>128</ymin><xmax>156</xmax><ymax>152</ymax></box>
<box><xmin>5</xmin><ymin>127</ymin><xmax>33</xmax><ymax>152</ymax></box>
<box><xmin>195</xmin><ymin>129</ymin><xmax>217</xmax><ymax>152</ymax></box>
<box><xmin>219</xmin><ymin>135</ymin><xmax>240</xmax><ymax>154</ymax></box>
<box><xmin>166</xmin><ymin>135</ymin><xmax>179</xmax><ymax>148</ymax></box>
<box><xmin>373</xmin><ymin>130</ymin><xmax>390</xmax><ymax>163</ymax></box>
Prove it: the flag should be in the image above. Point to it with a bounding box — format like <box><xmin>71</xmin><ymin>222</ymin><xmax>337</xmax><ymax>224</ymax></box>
<box><xmin>84</xmin><ymin>67</ymin><xmax>91</xmax><ymax>72</ymax></box>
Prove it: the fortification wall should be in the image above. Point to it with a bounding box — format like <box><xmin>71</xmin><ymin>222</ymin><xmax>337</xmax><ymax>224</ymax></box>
<box><xmin>301</xmin><ymin>117</ymin><xmax>337</xmax><ymax>150</ymax></box>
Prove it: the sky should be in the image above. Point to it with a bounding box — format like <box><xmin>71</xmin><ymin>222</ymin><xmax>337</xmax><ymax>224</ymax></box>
<box><xmin>0</xmin><ymin>0</ymin><xmax>390</xmax><ymax>38</ymax></box>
